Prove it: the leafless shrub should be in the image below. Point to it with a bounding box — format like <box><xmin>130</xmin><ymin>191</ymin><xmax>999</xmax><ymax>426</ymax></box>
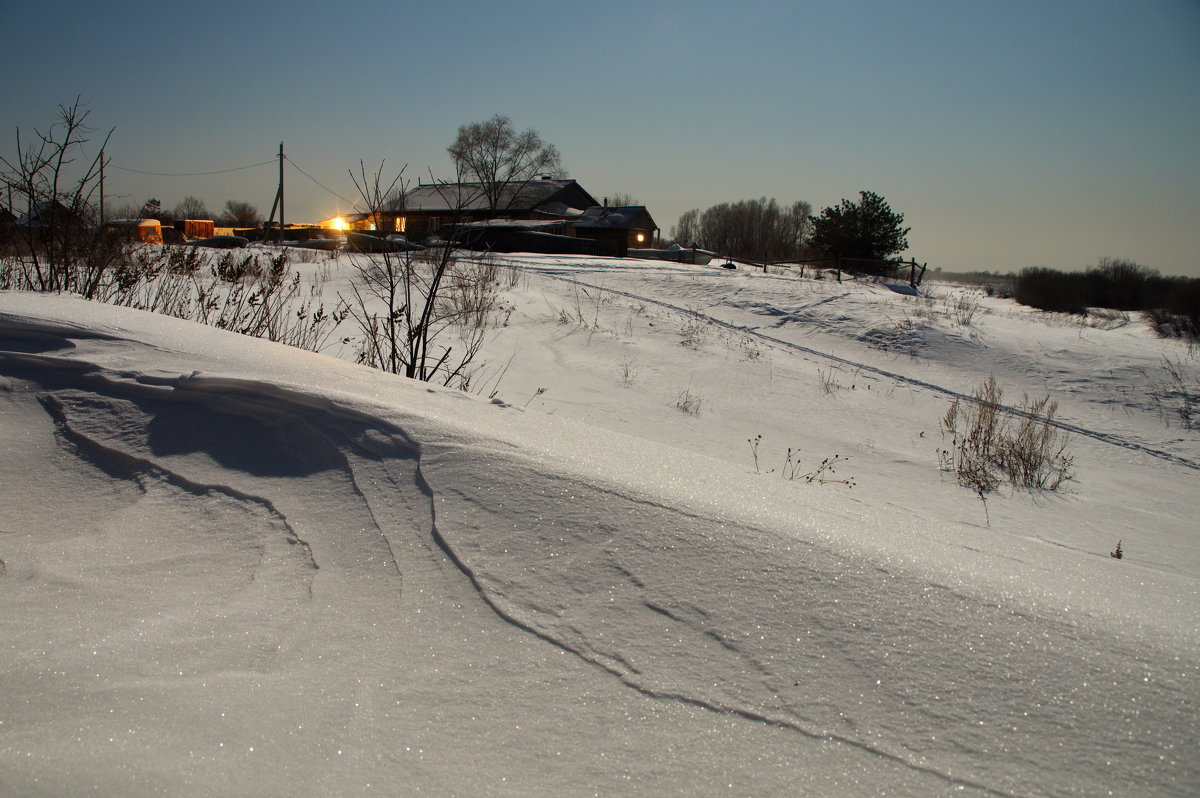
<box><xmin>81</xmin><ymin>247</ymin><xmax>348</xmax><ymax>352</ymax></box>
<box><xmin>909</xmin><ymin>295</ymin><xmax>938</xmax><ymax>321</ymax></box>
<box><xmin>818</xmin><ymin>363</ymin><xmax>842</xmax><ymax>394</ymax></box>
<box><xmin>796</xmin><ymin>453</ymin><xmax>855</xmax><ymax>487</ymax></box>
<box><xmin>0</xmin><ymin>98</ymin><xmax>115</xmax><ymax>297</ymax></box>
<box><xmin>1144</xmin><ymin>308</ymin><xmax>1200</xmax><ymax>343</ymax></box>
<box><xmin>0</xmin><ymin>236</ymin><xmax>344</xmax><ymax>352</ymax></box>
<box><xmin>939</xmin><ymin>376</ymin><xmax>1074</xmax><ymax>493</ymax></box>
<box><xmin>523</xmin><ymin>387</ymin><xmax>547</xmax><ymax>408</ymax></box>
<box><xmin>618</xmin><ymin>357</ymin><xmax>641</xmax><ymax>387</ymax></box>
<box><xmin>1082</xmin><ymin>308</ymin><xmax>1129</xmax><ymax>331</ymax></box>
<box><xmin>347</xmin><ymin>250</ymin><xmax>500</xmax><ymax>388</ymax></box>
<box><xmin>749</xmin><ymin>435</ymin><xmax>855</xmax><ymax>487</ymax></box>
<box><xmin>725</xmin><ymin>331</ymin><xmax>763</xmax><ymax>360</ymax></box>
<box><xmin>284</xmin><ymin>245</ymin><xmax>341</xmax><ymax>265</ymax></box>
<box><xmin>748</xmin><ymin>434</ymin><xmax>763</xmax><ymax>473</ymax></box>
<box><xmin>502</xmin><ymin>262</ymin><xmax>524</xmax><ymax>289</ymax></box>
<box><xmin>549</xmin><ymin>285</ymin><xmax>603</xmax><ymax>330</ymax></box>
<box><xmin>1145</xmin><ymin>355</ymin><xmax>1199</xmax><ymax>430</ymax></box>
<box><xmin>672</xmin><ymin>386</ymin><xmax>703</xmax><ymax>416</ymax></box>
<box><xmin>678</xmin><ymin>311</ymin><xmax>709</xmax><ymax>348</ymax></box>
<box><xmin>213</xmin><ymin>250</ymin><xmax>287</xmax><ymax>284</ymax></box>
<box><xmin>947</xmin><ymin>293</ymin><xmax>981</xmax><ymax>326</ymax></box>
<box><xmin>342</xmin><ymin>162</ymin><xmax>501</xmax><ymax>389</ymax></box>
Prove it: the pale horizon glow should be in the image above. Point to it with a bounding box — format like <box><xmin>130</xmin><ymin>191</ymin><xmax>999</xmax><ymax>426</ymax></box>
<box><xmin>3</xmin><ymin>0</ymin><xmax>1197</xmax><ymax>276</ymax></box>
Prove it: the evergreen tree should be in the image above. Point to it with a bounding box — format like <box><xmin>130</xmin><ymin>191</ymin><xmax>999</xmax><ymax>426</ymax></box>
<box><xmin>810</xmin><ymin>191</ymin><xmax>910</xmax><ymax>268</ymax></box>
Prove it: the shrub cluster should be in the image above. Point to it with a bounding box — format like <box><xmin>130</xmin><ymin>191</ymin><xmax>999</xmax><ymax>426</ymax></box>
<box><xmin>939</xmin><ymin>376</ymin><xmax>1074</xmax><ymax>494</ymax></box>
<box><xmin>1014</xmin><ymin>259</ymin><xmax>1200</xmax><ymax>339</ymax></box>
<box><xmin>1</xmin><ymin>244</ymin><xmax>347</xmax><ymax>353</ymax></box>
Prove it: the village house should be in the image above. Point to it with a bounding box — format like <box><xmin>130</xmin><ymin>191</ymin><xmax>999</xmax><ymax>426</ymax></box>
<box><xmin>396</xmin><ymin>177</ymin><xmax>598</xmax><ymax>239</ymax></box>
<box><xmin>572</xmin><ymin>205</ymin><xmax>659</xmax><ymax>256</ymax></box>
<box><xmin>313</xmin><ymin>178</ymin><xmax>665</xmax><ymax>258</ymax></box>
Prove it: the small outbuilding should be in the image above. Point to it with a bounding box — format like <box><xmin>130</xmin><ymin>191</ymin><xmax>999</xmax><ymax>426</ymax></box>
<box><xmin>572</xmin><ymin>206</ymin><xmax>659</xmax><ymax>256</ymax></box>
<box><xmin>105</xmin><ymin>218</ymin><xmax>163</xmax><ymax>244</ymax></box>
<box><xmin>173</xmin><ymin>219</ymin><xmax>215</xmax><ymax>240</ymax></box>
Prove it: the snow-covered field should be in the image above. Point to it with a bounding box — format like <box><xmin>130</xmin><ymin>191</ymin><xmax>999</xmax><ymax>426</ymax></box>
<box><xmin>2</xmin><ymin>251</ymin><xmax>1197</xmax><ymax>796</ymax></box>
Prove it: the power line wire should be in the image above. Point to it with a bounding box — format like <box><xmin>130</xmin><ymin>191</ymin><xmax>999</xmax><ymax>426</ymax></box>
<box><xmin>110</xmin><ymin>159</ymin><xmax>276</xmax><ymax>177</ymax></box>
<box><xmin>287</xmin><ymin>158</ymin><xmax>356</xmax><ymax>207</ymax></box>
<box><xmin>112</xmin><ymin>152</ymin><xmax>360</xmax><ymax>212</ymax></box>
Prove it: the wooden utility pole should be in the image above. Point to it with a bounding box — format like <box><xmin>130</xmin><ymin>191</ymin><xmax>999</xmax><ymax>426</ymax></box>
<box><xmin>265</xmin><ymin>142</ymin><xmax>286</xmax><ymax>242</ymax></box>
<box><xmin>277</xmin><ymin>142</ymin><xmax>285</xmax><ymax>243</ymax></box>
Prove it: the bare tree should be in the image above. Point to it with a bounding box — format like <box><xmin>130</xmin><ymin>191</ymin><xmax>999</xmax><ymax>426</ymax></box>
<box><xmin>672</xmin><ymin>198</ymin><xmax>812</xmax><ymax>263</ymax></box>
<box><xmin>672</xmin><ymin>208</ymin><xmax>701</xmax><ymax>245</ymax></box>
<box><xmin>608</xmin><ymin>192</ymin><xmax>640</xmax><ymax>207</ymax></box>
<box><xmin>0</xmin><ymin>97</ymin><xmax>115</xmax><ymax>294</ymax></box>
<box><xmin>343</xmin><ymin>161</ymin><xmax>501</xmax><ymax>389</ymax></box>
<box><xmin>172</xmin><ymin>195</ymin><xmax>210</xmax><ymax>220</ymax></box>
<box><xmin>107</xmin><ymin>201</ymin><xmax>142</xmax><ymax>221</ymax></box>
<box><xmin>382</xmin><ymin>187</ymin><xmax>407</xmax><ymax>212</ymax></box>
<box><xmin>218</xmin><ymin>200</ymin><xmax>263</xmax><ymax>227</ymax></box>
<box><xmin>447</xmin><ymin>114</ymin><xmax>561</xmax><ymax>215</ymax></box>
<box><xmin>138</xmin><ymin>198</ymin><xmax>167</xmax><ymax>221</ymax></box>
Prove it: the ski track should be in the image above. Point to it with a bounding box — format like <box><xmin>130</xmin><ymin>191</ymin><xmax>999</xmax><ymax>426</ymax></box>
<box><xmin>503</xmin><ymin>260</ymin><xmax>1200</xmax><ymax>472</ymax></box>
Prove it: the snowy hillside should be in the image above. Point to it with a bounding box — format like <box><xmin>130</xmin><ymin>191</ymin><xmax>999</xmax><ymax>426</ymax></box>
<box><xmin>1</xmin><ymin>252</ymin><xmax>1197</xmax><ymax>797</ymax></box>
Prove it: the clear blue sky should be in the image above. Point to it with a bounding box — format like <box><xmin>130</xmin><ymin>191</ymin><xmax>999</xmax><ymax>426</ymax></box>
<box><xmin>4</xmin><ymin>0</ymin><xmax>1197</xmax><ymax>275</ymax></box>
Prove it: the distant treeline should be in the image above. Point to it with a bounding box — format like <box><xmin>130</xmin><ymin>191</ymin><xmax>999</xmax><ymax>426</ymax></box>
<box><xmin>1014</xmin><ymin>258</ymin><xmax>1199</xmax><ymax>339</ymax></box>
<box><xmin>672</xmin><ymin>198</ymin><xmax>813</xmax><ymax>263</ymax></box>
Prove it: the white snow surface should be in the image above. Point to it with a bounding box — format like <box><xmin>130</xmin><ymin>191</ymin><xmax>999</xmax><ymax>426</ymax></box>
<box><xmin>1</xmin><ymin>252</ymin><xmax>1198</xmax><ymax>797</ymax></box>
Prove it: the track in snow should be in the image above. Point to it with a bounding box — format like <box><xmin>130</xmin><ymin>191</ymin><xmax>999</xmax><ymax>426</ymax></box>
<box><xmin>502</xmin><ymin>260</ymin><xmax>1200</xmax><ymax>472</ymax></box>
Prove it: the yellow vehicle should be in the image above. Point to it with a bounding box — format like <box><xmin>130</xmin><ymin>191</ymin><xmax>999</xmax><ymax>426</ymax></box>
<box><xmin>105</xmin><ymin>218</ymin><xmax>163</xmax><ymax>244</ymax></box>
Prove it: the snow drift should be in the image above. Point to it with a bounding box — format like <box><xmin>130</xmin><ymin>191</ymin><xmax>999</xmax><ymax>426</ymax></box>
<box><xmin>1</xmin><ymin>288</ymin><xmax>1197</xmax><ymax>797</ymax></box>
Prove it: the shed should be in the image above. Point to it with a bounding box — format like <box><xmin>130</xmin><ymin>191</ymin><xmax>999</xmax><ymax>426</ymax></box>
<box><xmin>106</xmin><ymin>218</ymin><xmax>163</xmax><ymax>244</ymax></box>
<box><xmin>174</xmin><ymin>219</ymin><xmax>215</xmax><ymax>240</ymax></box>
<box><xmin>572</xmin><ymin>206</ymin><xmax>659</xmax><ymax>255</ymax></box>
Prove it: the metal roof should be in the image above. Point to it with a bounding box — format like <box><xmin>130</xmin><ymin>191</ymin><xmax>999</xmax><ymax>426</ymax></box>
<box><xmin>573</xmin><ymin>205</ymin><xmax>657</xmax><ymax>230</ymax></box>
<box><xmin>402</xmin><ymin>178</ymin><xmax>581</xmax><ymax>212</ymax></box>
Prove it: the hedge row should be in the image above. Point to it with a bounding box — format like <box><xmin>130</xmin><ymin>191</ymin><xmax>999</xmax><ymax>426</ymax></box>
<box><xmin>1013</xmin><ymin>259</ymin><xmax>1199</xmax><ymax>338</ymax></box>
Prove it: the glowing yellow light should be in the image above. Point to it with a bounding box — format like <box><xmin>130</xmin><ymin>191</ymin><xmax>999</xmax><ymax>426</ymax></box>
<box><xmin>636</xmin><ymin>233</ymin><xmax>646</xmax><ymax>242</ymax></box>
<box><xmin>331</xmin><ymin>217</ymin><xmax>347</xmax><ymax>231</ymax></box>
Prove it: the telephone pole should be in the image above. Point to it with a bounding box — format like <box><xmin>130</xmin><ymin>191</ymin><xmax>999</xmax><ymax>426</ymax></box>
<box><xmin>266</xmin><ymin>142</ymin><xmax>286</xmax><ymax>242</ymax></box>
<box><xmin>278</xmin><ymin>142</ymin><xmax>285</xmax><ymax>242</ymax></box>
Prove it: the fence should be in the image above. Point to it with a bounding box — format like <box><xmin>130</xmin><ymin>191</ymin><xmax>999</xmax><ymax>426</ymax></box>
<box><xmin>767</xmin><ymin>256</ymin><xmax>928</xmax><ymax>287</ymax></box>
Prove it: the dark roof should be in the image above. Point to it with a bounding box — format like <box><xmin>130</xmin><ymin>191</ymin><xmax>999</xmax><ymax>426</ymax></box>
<box><xmin>573</xmin><ymin>205</ymin><xmax>658</xmax><ymax>231</ymax></box>
<box><xmin>452</xmin><ymin>218</ymin><xmax>569</xmax><ymax>231</ymax></box>
<box><xmin>401</xmin><ymin>178</ymin><xmax>592</xmax><ymax>213</ymax></box>
<box><xmin>15</xmin><ymin>200</ymin><xmax>82</xmax><ymax>228</ymax></box>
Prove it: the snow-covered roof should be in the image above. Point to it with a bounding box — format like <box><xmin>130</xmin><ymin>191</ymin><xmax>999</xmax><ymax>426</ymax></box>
<box><xmin>533</xmin><ymin>202</ymin><xmax>586</xmax><ymax>217</ymax></box>
<box><xmin>106</xmin><ymin>218</ymin><xmax>160</xmax><ymax>226</ymax></box>
<box><xmin>573</xmin><ymin>205</ymin><xmax>656</xmax><ymax>230</ymax></box>
<box><xmin>453</xmin><ymin>218</ymin><xmax>569</xmax><ymax>230</ymax></box>
<box><xmin>15</xmin><ymin>199</ymin><xmax>80</xmax><ymax>227</ymax></box>
<box><xmin>402</xmin><ymin>178</ymin><xmax>581</xmax><ymax>212</ymax></box>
